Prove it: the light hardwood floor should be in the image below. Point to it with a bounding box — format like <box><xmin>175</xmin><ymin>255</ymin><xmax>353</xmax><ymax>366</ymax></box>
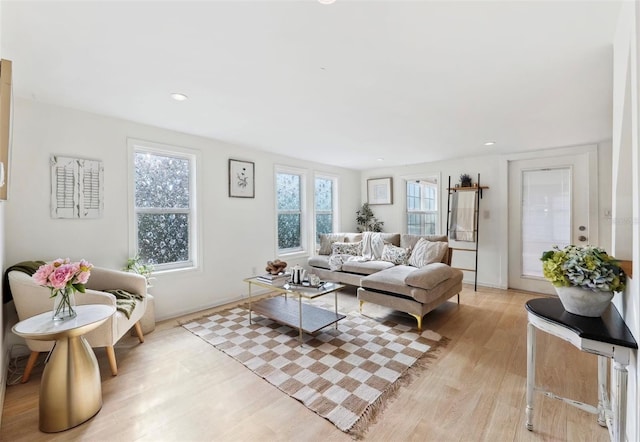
<box><xmin>1</xmin><ymin>285</ymin><xmax>610</xmax><ymax>441</ymax></box>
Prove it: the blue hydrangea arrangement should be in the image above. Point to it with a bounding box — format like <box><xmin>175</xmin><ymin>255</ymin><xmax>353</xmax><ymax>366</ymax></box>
<box><xmin>541</xmin><ymin>245</ymin><xmax>626</xmax><ymax>292</ymax></box>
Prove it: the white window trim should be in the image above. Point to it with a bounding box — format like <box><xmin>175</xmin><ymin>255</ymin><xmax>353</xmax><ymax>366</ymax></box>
<box><xmin>275</xmin><ymin>165</ymin><xmax>308</xmax><ymax>258</ymax></box>
<box><xmin>313</xmin><ymin>172</ymin><xmax>339</xmax><ymax>246</ymax></box>
<box><xmin>127</xmin><ymin>138</ymin><xmax>202</xmax><ymax>273</ymax></box>
<box><xmin>407</xmin><ymin>181</ymin><xmax>438</xmax><ymax>233</ymax></box>
<box><xmin>402</xmin><ymin>172</ymin><xmax>441</xmax><ymax>235</ymax></box>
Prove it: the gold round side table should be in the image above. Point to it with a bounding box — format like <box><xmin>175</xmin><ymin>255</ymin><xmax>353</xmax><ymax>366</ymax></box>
<box><xmin>12</xmin><ymin>304</ymin><xmax>116</xmax><ymax>432</ymax></box>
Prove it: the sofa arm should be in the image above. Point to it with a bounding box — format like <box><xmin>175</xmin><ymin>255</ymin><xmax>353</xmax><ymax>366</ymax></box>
<box><xmin>75</xmin><ymin>289</ymin><xmax>117</xmax><ymax>307</ymax></box>
<box><xmin>404</xmin><ymin>263</ymin><xmax>454</xmax><ymax>290</ymax></box>
<box><xmin>86</xmin><ymin>267</ymin><xmax>147</xmax><ymax>297</ymax></box>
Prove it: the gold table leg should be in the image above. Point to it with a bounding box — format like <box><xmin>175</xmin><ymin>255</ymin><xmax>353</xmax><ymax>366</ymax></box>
<box><xmin>39</xmin><ymin>335</ymin><xmax>102</xmax><ymax>432</ymax></box>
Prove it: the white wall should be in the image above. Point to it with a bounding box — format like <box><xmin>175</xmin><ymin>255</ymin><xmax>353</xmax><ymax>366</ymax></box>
<box><xmin>5</xmin><ymin>98</ymin><xmax>361</xmax><ymax>320</ymax></box>
<box><xmin>361</xmin><ymin>144</ymin><xmax>612</xmax><ymax>289</ymax></box>
<box><xmin>361</xmin><ymin>156</ymin><xmax>501</xmax><ymax>287</ymax></box>
<box><xmin>611</xmin><ymin>2</ymin><xmax>639</xmax><ymax>441</ymax></box>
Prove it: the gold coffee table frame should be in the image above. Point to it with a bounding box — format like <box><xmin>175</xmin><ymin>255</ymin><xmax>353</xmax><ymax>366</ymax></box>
<box><xmin>12</xmin><ymin>305</ymin><xmax>116</xmax><ymax>432</ymax></box>
<box><xmin>244</xmin><ymin>277</ymin><xmax>346</xmax><ymax>344</ymax></box>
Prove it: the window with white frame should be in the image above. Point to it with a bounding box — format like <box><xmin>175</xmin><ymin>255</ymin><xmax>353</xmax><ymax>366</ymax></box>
<box><xmin>314</xmin><ymin>175</ymin><xmax>337</xmax><ymax>244</ymax></box>
<box><xmin>133</xmin><ymin>144</ymin><xmax>197</xmax><ymax>270</ymax></box>
<box><xmin>276</xmin><ymin>168</ymin><xmax>306</xmax><ymax>254</ymax></box>
<box><xmin>406</xmin><ymin>179</ymin><xmax>438</xmax><ymax>235</ymax></box>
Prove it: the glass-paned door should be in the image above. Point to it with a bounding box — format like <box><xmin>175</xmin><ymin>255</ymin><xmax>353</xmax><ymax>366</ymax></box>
<box><xmin>521</xmin><ymin>168</ymin><xmax>571</xmax><ymax>277</ymax></box>
<box><xmin>508</xmin><ymin>152</ymin><xmax>596</xmax><ymax>294</ymax></box>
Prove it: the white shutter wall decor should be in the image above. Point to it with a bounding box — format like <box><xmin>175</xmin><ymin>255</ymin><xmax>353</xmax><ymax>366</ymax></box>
<box><xmin>51</xmin><ymin>155</ymin><xmax>104</xmax><ymax>218</ymax></box>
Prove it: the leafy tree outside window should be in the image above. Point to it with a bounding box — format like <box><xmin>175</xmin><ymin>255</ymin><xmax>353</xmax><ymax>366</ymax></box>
<box><xmin>407</xmin><ymin>180</ymin><xmax>438</xmax><ymax>235</ymax></box>
<box><xmin>134</xmin><ymin>147</ymin><xmax>196</xmax><ymax>269</ymax></box>
<box><xmin>277</xmin><ymin>170</ymin><xmax>305</xmax><ymax>253</ymax></box>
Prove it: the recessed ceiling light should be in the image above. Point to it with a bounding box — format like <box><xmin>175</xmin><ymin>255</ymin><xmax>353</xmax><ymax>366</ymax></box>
<box><xmin>377</xmin><ymin>158</ymin><xmax>384</xmax><ymax>162</ymax></box>
<box><xmin>170</xmin><ymin>93</ymin><xmax>188</xmax><ymax>101</ymax></box>
<box><xmin>318</xmin><ymin>0</ymin><xmax>336</xmax><ymax>4</ymax></box>
<box><xmin>483</xmin><ymin>141</ymin><xmax>496</xmax><ymax>146</ymax></box>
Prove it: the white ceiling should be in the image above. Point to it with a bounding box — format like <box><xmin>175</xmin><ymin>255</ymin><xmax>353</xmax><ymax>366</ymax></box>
<box><xmin>1</xmin><ymin>0</ymin><xmax>623</xmax><ymax>170</ymax></box>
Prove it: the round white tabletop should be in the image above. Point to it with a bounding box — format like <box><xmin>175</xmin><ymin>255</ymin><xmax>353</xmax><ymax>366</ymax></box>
<box><xmin>13</xmin><ymin>305</ymin><xmax>116</xmax><ymax>340</ymax></box>
<box><xmin>12</xmin><ymin>304</ymin><xmax>116</xmax><ymax>341</ymax></box>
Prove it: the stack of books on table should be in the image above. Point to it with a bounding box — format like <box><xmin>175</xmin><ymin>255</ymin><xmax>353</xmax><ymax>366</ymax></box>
<box><xmin>257</xmin><ymin>273</ymin><xmax>290</xmax><ymax>287</ymax></box>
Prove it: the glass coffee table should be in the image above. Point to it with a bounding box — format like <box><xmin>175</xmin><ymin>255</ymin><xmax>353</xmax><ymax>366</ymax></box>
<box><xmin>243</xmin><ymin>277</ymin><xmax>346</xmax><ymax>344</ymax></box>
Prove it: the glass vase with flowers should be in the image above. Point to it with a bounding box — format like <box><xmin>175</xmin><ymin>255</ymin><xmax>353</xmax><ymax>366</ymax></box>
<box><xmin>33</xmin><ymin>258</ymin><xmax>93</xmax><ymax>321</ymax></box>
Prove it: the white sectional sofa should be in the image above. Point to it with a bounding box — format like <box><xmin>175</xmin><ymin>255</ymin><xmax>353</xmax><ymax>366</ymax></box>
<box><xmin>308</xmin><ymin>232</ymin><xmax>464</xmax><ymax>331</ymax></box>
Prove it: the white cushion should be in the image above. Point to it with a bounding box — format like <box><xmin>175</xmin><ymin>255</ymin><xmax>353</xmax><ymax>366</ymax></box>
<box><xmin>331</xmin><ymin>241</ymin><xmax>362</xmax><ymax>256</ymax></box>
<box><xmin>381</xmin><ymin>244</ymin><xmax>411</xmax><ymax>265</ymax></box>
<box><xmin>407</xmin><ymin>238</ymin><xmax>448</xmax><ymax>268</ymax></box>
<box><xmin>318</xmin><ymin>233</ymin><xmax>345</xmax><ymax>255</ymax></box>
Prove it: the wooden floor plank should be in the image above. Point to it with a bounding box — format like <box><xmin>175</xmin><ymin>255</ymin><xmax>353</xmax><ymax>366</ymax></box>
<box><xmin>1</xmin><ymin>285</ymin><xmax>610</xmax><ymax>441</ymax></box>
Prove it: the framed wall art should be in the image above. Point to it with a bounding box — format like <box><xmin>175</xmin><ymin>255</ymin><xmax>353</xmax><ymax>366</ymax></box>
<box><xmin>51</xmin><ymin>155</ymin><xmax>104</xmax><ymax>218</ymax></box>
<box><xmin>367</xmin><ymin>177</ymin><xmax>393</xmax><ymax>205</ymax></box>
<box><xmin>229</xmin><ymin>159</ymin><xmax>255</xmax><ymax>198</ymax></box>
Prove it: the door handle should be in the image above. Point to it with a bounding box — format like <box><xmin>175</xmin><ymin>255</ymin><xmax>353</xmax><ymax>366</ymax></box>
<box><xmin>578</xmin><ymin>235</ymin><xmax>587</xmax><ymax>242</ymax></box>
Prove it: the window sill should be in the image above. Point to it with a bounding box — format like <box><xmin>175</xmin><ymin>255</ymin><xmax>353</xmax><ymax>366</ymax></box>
<box><xmin>277</xmin><ymin>250</ymin><xmax>310</xmax><ymax>260</ymax></box>
<box><xmin>153</xmin><ymin>264</ymin><xmax>200</xmax><ymax>277</ymax></box>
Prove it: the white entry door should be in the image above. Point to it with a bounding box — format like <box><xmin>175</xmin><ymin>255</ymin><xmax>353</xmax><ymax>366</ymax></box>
<box><xmin>508</xmin><ymin>152</ymin><xmax>597</xmax><ymax>294</ymax></box>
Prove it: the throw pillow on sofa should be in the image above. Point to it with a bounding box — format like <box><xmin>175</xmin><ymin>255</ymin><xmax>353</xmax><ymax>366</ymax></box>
<box><xmin>319</xmin><ymin>233</ymin><xmax>346</xmax><ymax>255</ymax></box>
<box><xmin>407</xmin><ymin>238</ymin><xmax>448</xmax><ymax>268</ymax></box>
<box><xmin>331</xmin><ymin>241</ymin><xmax>362</xmax><ymax>256</ymax></box>
<box><xmin>381</xmin><ymin>244</ymin><xmax>411</xmax><ymax>265</ymax></box>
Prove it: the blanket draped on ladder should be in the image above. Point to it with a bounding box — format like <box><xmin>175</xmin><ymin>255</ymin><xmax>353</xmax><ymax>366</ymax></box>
<box><xmin>449</xmin><ymin>191</ymin><xmax>477</xmax><ymax>242</ymax></box>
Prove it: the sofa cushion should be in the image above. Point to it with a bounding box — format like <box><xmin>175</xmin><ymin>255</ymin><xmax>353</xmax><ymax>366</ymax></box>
<box><xmin>331</xmin><ymin>241</ymin><xmax>362</xmax><ymax>256</ymax></box>
<box><xmin>400</xmin><ymin>234</ymin><xmax>448</xmax><ymax>250</ymax></box>
<box><xmin>318</xmin><ymin>233</ymin><xmax>345</xmax><ymax>255</ymax></box>
<box><xmin>344</xmin><ymin>233</ymin><xmax>363</xmax><ymax>243</ymax></box>
<box><xmin>381</xmin><ymin>244</ymin><xmax>411</xmax><ymax>265</ymax></box>
<box><xmin>404</xmin><ymin>263</ymin><xmax>454</xmax><ymax>290</ymax></box>
<box><xmin>361</xmin><ymin>265</ymin><xmax>463</xmax><ymax>304</ymax></box>
<box><xmin>341</xmin><ymin>260</ymin><xmax>395</xmax><ymax>275</ymax></box>
<box><xmin>407</xmin><ymin>238</ymin><xmax>448</xmax><ymax>268</ymax></box>
<box><xmin>308</xmin><ymin>255</ymin><xmax>331</xmax><ymax>270</ymax></box>
<box><xmin>379</xmin><ymin>233</ymin><xmax>401</xmax><ymax>247</ymax></box>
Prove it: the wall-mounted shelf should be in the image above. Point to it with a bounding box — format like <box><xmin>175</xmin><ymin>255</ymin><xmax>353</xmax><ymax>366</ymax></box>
<box><xmin>447</xmin><ymin>185</ymin><xmax>489</xmax><ymax>199</ymax></box>
<box><xmin>446</xmin><ymin>174</ymin><xmax>489</xmax><ymax>291</ymax></box>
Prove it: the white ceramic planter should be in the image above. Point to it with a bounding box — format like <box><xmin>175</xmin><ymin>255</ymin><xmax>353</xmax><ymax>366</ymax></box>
<box><xmin>555</xmin><ymin>286</ymin><xmax>614</xmax><ymax>317</ymax></box>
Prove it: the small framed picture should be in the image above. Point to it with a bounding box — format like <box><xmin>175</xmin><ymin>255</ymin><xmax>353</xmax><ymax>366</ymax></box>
<box><xmin>229</xmin><ymin>159</ymin><xmax>255</xmax><ymax>198</ymax></box>
<box><xmin>367</xmin><ymin>177</ymin><xmax>393</xmax><ymax>205</ymax></box>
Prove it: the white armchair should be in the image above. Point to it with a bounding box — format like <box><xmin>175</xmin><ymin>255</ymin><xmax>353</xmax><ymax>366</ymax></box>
<box><xmin>8</xmin><ymin>266</ymin><xmax>148</xmax><ymax>382</ymax></box>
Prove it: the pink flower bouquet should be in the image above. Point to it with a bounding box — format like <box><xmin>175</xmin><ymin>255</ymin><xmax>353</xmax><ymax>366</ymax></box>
<box><xmin>33</xmin><ymin>258</ymin><xmax>94</xmax><ymax>319</ymax></box>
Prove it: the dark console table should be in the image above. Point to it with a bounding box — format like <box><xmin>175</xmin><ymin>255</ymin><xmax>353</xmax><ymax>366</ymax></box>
<box><xmin>525</xmin><ymin>298</ymin><xmax>637</xmax><ymax>442</ymax></box>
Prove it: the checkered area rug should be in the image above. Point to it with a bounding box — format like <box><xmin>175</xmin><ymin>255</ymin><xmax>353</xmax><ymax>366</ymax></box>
<box><xmin>182</xmin><ymin>302</ymin><xmax>447</xmax><ymax>437</ymax></box>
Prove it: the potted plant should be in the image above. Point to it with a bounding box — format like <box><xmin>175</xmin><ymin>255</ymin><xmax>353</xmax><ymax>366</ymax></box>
<box><xmin>459</xmin><ymin>173</ymin><xmax>473</xmax><ymax>187</ymax></box>
<box><xmin>124</xmin><ymin>255</ymin><xmax>155</xmax><ymax>287</ymax></box>
<box><xmin>356</xmin><ymin>202</ymin><xmax>384</xmax><ymax>232</ymax></box>
<box><xmin>540</xmin><ymin>245</ymin><xmax>626</xmax><ymax>317</ymax></box>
